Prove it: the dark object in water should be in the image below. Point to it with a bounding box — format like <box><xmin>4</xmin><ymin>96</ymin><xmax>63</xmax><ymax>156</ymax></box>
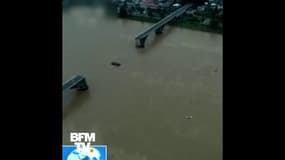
<box><xmin>111</xmin><ymin>62</ymin><xmax>121</xmax><ymax>67</ymax></box>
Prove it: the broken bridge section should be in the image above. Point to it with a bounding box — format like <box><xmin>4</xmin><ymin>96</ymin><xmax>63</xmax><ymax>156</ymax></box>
<box><xmin>63</xmin><ymin>75</ymin><xmax>88</xmax><ymax>91</ymax></box>
<box><xmin>135</xmin><ymin>4</ymin><xmax>191</xmax><ymax>48</ymax></box>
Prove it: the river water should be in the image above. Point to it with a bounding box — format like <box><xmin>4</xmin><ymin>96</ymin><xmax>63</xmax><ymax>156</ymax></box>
<box><xmin>63</xmin><ymin>6</ymin><xmax>222</xmax><ymax>160</ymax></box>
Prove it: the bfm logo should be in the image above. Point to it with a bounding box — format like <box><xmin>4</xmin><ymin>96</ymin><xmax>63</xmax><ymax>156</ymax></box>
<box><xmin>70</xmin><ymin>132</ymin><xmax>96</xmax><ymax>150</ymax></box>
<box><xmin>62</xmin><ymin>132</ymin><xmax>107</xmax><ymax>160</ymax></box>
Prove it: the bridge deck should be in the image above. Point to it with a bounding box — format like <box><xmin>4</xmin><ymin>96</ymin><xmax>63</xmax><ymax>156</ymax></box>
<box><xmin>135</xmin><ymin>4</ymin><xmax>191</xmax><ymax>40</ymax></box>
<box><xmin>63</xmin><ymin>75</ymin><xmax>86</xmax><ymax>91</ymax></box>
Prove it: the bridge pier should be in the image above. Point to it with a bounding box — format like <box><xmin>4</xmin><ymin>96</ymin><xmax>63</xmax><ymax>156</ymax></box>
<box><xmin>136</xmin><ymin>36</ymin><xmax>148</xmax><ymax>48</ymax></box>
<box><xmin>170</xmin><ymin>17</ymin><xmax>179</xmax><ymax>24</ymax></box>
<box><xmin>155</xmin><ymin>25</ymin><xmax>165</xmax><ymax>34</ymax></box>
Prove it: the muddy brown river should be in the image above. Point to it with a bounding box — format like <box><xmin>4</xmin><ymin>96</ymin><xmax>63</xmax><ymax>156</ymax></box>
<box><xmin>63</xmin><ymin>6</ymin><xmax>222</xmax><ymax>160</ymax></box>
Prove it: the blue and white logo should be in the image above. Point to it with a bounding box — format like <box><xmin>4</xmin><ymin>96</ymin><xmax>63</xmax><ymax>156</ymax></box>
<box><xmin>63</xmin><ymin>132</ymin><xmax>107</xmax><ymax>160</ymax></box>
<box><xmin>62</xmin><ymin>145</ymin><xmax>107</xmax><ymax>160</ymax></box>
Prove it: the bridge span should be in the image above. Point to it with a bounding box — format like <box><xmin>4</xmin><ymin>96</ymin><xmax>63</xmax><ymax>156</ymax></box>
<box><xmin>135</xmin><ymin>4</ymin><xmax>191</xmax><ymax>48</ymax></box>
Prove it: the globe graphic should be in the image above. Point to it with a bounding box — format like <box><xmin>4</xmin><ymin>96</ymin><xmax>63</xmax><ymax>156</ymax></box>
<box><xmin>67</xmin><ymin>147</ymin><xmax>101</xmax><ymax>160</ymax></box>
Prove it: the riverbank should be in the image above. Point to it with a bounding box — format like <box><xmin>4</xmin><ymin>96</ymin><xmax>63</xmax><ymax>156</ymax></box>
<box><xmin>119</xmin><ymin>15</ymin><xmax>222</xmax><ymax>34</ymax></box>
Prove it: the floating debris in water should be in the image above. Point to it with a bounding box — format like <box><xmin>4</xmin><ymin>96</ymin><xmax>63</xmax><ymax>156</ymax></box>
<box><xmin>111</xmin><ymin>62</ymin><xmax>121</xmax><ymax>67</ymax></box>
<box><xmin>185</xmin><ymin>115</ymin><xmax>193</xmax><ymax>119</ymax></box>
